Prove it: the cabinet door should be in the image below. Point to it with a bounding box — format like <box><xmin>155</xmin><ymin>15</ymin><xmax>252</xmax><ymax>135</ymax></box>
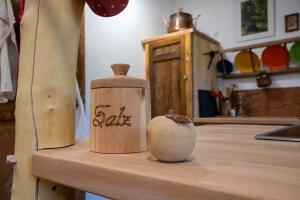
<box><xmin>148</xmin><ymin>36</ymin><xmax>186</xmax><ymax>117</ymax></box>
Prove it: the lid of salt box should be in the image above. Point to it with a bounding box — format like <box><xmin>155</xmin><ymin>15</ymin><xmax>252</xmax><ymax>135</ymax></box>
<box><xmin>91</xmin><ymin>64</ymin><xmax>150</xmax><ymax>89</ymax></box>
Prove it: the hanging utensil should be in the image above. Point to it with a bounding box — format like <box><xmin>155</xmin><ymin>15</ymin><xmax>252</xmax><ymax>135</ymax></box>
<box><xmin>207</xmin><ymin>51</ymin><xmax>216</xmax><ymax>69</ymax></box>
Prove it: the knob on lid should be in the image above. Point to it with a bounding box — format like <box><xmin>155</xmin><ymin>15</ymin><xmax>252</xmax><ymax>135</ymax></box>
<box><xmin>91</xmin><ymin>64</ymin><xmax>150</xmax><ymax>89</ymax></box>
<box><xmin>111</xmin><ymin>64</ymin><xmax>130</xmax><ymax>75</ymax></box>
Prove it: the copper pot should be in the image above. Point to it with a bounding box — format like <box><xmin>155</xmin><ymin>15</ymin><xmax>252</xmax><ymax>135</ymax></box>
<box><xmin>163</xmin><ymin>9</ymin><xmax>200</xmax><ymax>33</ymax></box>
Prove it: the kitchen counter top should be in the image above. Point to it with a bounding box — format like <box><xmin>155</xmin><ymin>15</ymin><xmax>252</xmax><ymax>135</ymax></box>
<box><xmin>193</xmin><ymin>117</ymin><xmax>300</xmax><ymax>125</ymax></box>
<box><xmin>32</xmin><ymin>125</ymin><xmax>300</xmax><ymax>200</ymax></box>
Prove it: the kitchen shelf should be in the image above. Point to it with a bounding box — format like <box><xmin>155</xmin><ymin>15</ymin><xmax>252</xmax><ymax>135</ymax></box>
<box><xmin>204</xmin><ymin>36</ymin><xmax>300</xmax><ymax>79</ymax></box>
<box><xmin>218</xmin><ymin>36</ymin><xmax>300</xmax><ymax>53</ymax></box>
<box><xmin>32</xmin><ymin>125</ymin><xmax>300</xmax><ymax>200</ymax></box>
<box><xmin>218</xmin><ymin>66</ymin><xmax>300</xmax><ymax>79</ymax></box>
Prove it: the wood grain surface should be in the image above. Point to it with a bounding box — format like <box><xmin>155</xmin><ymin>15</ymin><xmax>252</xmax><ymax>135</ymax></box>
<box><xmin>33</xmin><ymin>125</ymin><xmax>300</xmax><ymax>200</ymax></box>
<box><xmin>89</xmin><ymin>88</ymin><xmax>150</xmax><ymax>153</ymax></box>
<box><xmin>192</xmin><ymin>34</ymin><xmax>219</xmax><ymax>117</ymax></box>
<box><xmin>148</xmin><ymin>36</ymin><xmax>186</xmax><ymax>117</ymax></box>
<box><xmin>143</xmin><ymin>29</ymin><xmax>219</xmax><ymax>118</ymax></box>
<box><xmin>11</xmin><ymin>0</ymin><xmax>84</xmax><ymax>199</ymax></box>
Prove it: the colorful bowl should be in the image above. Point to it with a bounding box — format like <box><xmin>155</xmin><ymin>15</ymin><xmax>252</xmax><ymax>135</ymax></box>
<box><xmin>234</xmin><ymin>50</ymin><xmax>260</xmax><ymax>73</ymax></box>
<box><xmin>290</xmin><ymin>42</ymin><xmax>300</xmax><ymax>65</ymax></box>
<box><xmin>262</xmin><ymin>46</ymin><xmax>289</xmax><ymax>71</ymax></box>
<box><xmin>216</xmin><ymin>60</ymin><xmax>234</xmax><ymax>74</ymax></box>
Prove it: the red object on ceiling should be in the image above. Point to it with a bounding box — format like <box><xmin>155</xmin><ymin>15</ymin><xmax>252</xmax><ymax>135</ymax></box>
<box><xmin>86</xmin><ymin>0</ymin><xmax>129</xmax><ymax>17</ymax></box>
<box><xmin>18</xmin><ymin>0</ymin><xmax>26</xmax><ymax>22</ymax></box>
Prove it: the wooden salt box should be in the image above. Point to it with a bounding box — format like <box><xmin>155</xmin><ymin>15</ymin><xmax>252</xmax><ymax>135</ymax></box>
<box><xmin>89</xmin><ymin>64</ymin><xmax>151</xmax><ymax>153</ymax></box>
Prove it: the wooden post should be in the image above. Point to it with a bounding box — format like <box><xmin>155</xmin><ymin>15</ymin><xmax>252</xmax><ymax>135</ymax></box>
<box><xmin>11</xmin><ymin>0</ymin><xmax>84</xmax><ymax>199</ymax></box>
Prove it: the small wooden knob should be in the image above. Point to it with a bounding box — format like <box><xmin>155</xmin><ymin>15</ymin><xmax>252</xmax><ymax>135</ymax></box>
<box><xmin>111</xmin><ymin>64</ymin><xmax>130</xmax><ymax>75</ymax></box>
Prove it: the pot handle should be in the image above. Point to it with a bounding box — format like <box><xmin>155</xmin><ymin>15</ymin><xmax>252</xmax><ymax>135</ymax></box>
<box><xmin>193</xmin><ymin>14</ymin><xmax>201</xmax><ymax>28</ymax></box>
<box><xmin>161</xmin><ymin>19</ymin><xmax>169</xmax><ymax>28</ymax></box>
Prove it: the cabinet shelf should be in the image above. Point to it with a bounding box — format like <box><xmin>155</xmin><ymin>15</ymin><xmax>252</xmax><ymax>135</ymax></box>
<box><xmin>218</xmin><ymin>66</ymin><xmax>300</xmax><ymax>79</ymax></box>
<box><xmin>218</xmin><ymin>36</ymin><xmax>300</xmax><ymax>53</ymax></box>
<box><xmin>205</xmin><ymin>36</ymin><xmax>300</xmax><ymax>80</ymax></box>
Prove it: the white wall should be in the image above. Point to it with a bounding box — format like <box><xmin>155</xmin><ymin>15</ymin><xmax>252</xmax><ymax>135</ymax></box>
<box><xmin>85</xmin><ymin>0</ymin><xmax>172</xmax><ymax>123</ymax></box>
<box><xmin>172</xmin><ymin>0</ymin><xmax>300</xmax><ymax>90</ymax></box>
<box><xmin>85</xmin><ymin>1</ymin><xmax>172</xmax><ymax>199</ymax></box>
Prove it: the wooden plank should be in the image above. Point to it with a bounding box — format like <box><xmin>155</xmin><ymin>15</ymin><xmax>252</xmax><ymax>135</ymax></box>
<box><xmin>144</xmin><ymin>43</ymin><xmax>150</xmax><ymax>80</ymax></box>
<box><xmin>218</xmin><ymin>66</ymin><xmax>300</xmax><ymax>79</ymax></box>
<box><xmin>152</xmin><ymin>52</ymin><xmax>180</xmax><ymax>62</ymax></box>
<box><xmin>147</xmin><ymin>36</ymin><xmax>186</xmax><ymax>117</ymax></box>
<box><xmin>32</xmin><ymin>125</ymin><xmax>300</xmax><ymax>200</ymax></box>
<box><xmin>219</xmin><ymin>36</ymin><xmax>300</xmax><ymax>53</ymax></box>
<box><xmin>184</xmin><ymin>33</ymin><xmax>192</xmax><ymax>118</ymax></box>
<box><xmin>144</xmin><ymin>31</ymin><xmax>220</xmax><ymax>119</ymax></box>
<box><xmin>11</xmin><ymin>0</ymin><xmax>84</xmax><ymax>199</ymax></box>
<box><xmin>89</xmin><ymin>88</ymin><xmax>149</xmax><ymax>153</ymax></box>
<box><xmin>193</xmin><ymin>117</ymin><xmax>300</xmax><ymax>125</ymax></box>
<box><xmin>192</xmin><ymin>34</ymin><xmax>219</xmax><ymax>118</ymax></box>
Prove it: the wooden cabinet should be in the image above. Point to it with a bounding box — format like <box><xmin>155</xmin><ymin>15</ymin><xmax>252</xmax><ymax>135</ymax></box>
<box><xmin>142</xmin><ymin>28</ymin><xmax>219</xmax><ymax>119</ymax></box>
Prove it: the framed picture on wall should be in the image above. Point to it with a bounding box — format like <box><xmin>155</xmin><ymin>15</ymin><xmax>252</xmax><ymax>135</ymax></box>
<box><xmin>285</xmin><ymin>13</ymin><xmax>299</xmax><ymax>32</ymax></box>
<box><xmin>235</xmin><ymin>0</ymin><xmax>275</xmax><ymax>42</ymax></box>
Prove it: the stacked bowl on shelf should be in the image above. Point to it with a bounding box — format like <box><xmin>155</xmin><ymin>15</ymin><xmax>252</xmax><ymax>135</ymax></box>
<box><xmin>216</xmin><ymin>41</ymin><xmax>300</xmax><ymax>74</ymax></box>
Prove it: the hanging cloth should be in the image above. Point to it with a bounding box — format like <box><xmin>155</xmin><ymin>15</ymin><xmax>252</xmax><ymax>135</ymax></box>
<box><xmin>0</xmin><ymin>0</ymin><xmax>19</xmax><ymax>103</ymax></box>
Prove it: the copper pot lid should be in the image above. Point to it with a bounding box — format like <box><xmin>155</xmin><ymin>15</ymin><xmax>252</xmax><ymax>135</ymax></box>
<box><xmin>91</xmin><ymin>64</ymin><xmax>150</xmax><ymax>89</ymax></box>
<box><xmin>86</xmin><ymin>0</ymin><xmax>129</xmax><ymax>17</ymax></box>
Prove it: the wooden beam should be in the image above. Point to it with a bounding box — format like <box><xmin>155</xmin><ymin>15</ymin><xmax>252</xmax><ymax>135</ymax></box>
<box><xmin>11</xmin><ymin>0</ymin><xmax>84</xmax><ymax>199</ymax></box>
<box><xmin>219</xmin><ymin>36</ymin><xmax>300</xmax><ymax>53</ymax></box>
<box><xmin>218</xmin><ymin>66</ymin><xmax>300</xmax><ymax>79</ymax></box>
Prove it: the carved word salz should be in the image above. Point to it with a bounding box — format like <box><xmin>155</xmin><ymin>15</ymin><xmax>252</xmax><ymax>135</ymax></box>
<box><xmin>92</xmin><ymin>105</ymin><xmax>132</xmax><ymax>128</ymax></box>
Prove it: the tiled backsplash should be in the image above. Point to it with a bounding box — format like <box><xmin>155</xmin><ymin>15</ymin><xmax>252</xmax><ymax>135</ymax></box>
<box><xmin>232</xmin><ymin>87</ymin><xmax>300</xmax><ymax>117</ymax></box>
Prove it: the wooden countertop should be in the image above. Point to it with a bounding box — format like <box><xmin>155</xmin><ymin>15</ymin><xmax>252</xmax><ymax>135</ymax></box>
<box><xmin>193</xmin><ymin>117</ymin><xmax>300</xmax><ymax>125</ymax></box>
<box><xmin>32</xmin><ymin>125</ymin><xmax>300</xmax><ymax>200</ymax></box>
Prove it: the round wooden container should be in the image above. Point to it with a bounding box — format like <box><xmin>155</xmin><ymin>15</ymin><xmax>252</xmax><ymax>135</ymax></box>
<box><xmin>89</xmin><ymin>64</ymin><xmax>151</xmax><ymax>153</ymax></box>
